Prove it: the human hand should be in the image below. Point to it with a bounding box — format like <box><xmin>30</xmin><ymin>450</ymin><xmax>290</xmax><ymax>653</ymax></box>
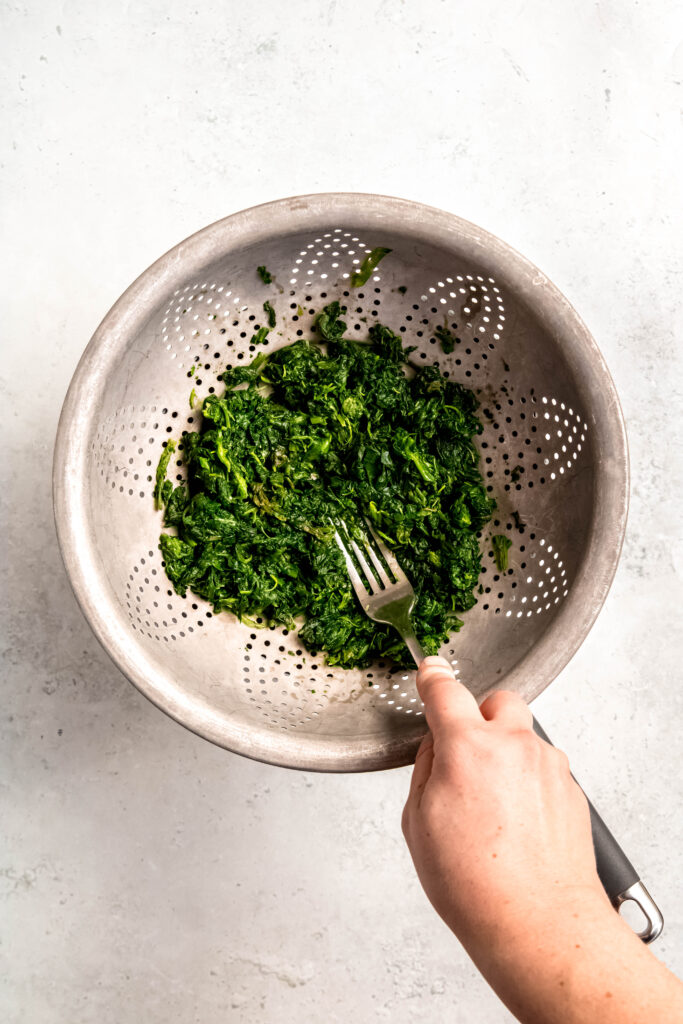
<box><xmin>401</xmin><ymin>656</ymin><xmax>682</xmax><ymax>1024</ymax></box>
<box><xmin>402</xmin><ymin>656</ymin><xmax>605</xmax><ymax>946</ymax></box>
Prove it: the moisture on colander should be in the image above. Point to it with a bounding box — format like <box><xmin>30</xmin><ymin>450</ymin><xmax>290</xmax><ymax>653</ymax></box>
<box><xmin>154</xmin><ymin>272</ymin><xmax>495</xmax><ymax>669</ymax></box>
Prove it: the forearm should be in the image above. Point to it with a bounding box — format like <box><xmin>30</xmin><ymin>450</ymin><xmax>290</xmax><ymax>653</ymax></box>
<box><xmin>459</xmin><ymin>892</ymin><xmax>682</xmax><ymax>1024</ymax></box>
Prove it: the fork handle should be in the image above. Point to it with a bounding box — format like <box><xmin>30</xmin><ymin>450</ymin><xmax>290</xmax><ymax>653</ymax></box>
<box><xmin>532</xmin><ymin>718</ymin><xmax>663</xmax><ymax>943</ymax></box>
<box><xmin>402</xmin><ymin>630</ymin><xmax>426</xmax><ymax>667</ymax></box>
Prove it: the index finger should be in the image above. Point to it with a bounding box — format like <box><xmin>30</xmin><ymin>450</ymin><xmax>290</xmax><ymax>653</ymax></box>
<box><xmin>417</xmin><ymin>656</ymin><xmax>482</xmax><ymax>733</ymax></box>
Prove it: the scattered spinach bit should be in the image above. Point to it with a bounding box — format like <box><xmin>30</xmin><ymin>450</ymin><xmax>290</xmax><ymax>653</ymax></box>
<box><xmin>257</xmin><ymin>265</ymin><xmax>273</xmax><ymax>284</ymax></box>
<box><xmin>154</xmin><ymin>439</ymin><xmax>176</xmax><ymax>511</ymax></box>
<box><xmin>189</xmin><ymin>388</ymin><xmax>197</xmax><ymax>409</ymax></box>
<box><xmin>188</xmin><ymin>364</ymin><xmax>196</xmax><ymax>378</ymax></box>
<box><xmin>350</xmin><ymin>247</ymin><xmax>392</xmax><ymax>288</ymax></box>
<box><xmin>250</xmin><ymin>326</ymin><xmax>270</xmax><ymax>346</ymax></box>
<box><xmin>263</xmin><ymin>300</ymin><xmax>276</xmax><ymax>328</ymax></box>
<box><xmin>155</xmin><ymin>306</ymin><xmax>494</xmax><ymax>668</ymax></box>
<box><xmin>397</xmin><ymin>285</ymin><xmax>407</xmax><ymax>295</ymax></box>
<box><xmin>315</xmin><ymin>299</ymin><xmax>347</xmax><ymax>341</ymax></box>
<box><xmin>492</xmin><ymin>534</ymin><xmax>512</xmax><ymax>572</ymax></box>
<box><xmin>510</xmin><ymin>464</ymin><xmax>523</xmax><ymax>483</ymax></box>
<box><xmin>435</xmin><ymin>324</ymin><xmax>459</xmax><ymax>354</ymax></box>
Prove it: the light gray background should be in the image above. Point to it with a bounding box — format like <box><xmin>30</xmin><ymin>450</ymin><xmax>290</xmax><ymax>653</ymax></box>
<box><xmin>2</xmin><ymin>2</ymin><xmax>682</xmax><ymax>1021</ymax></box>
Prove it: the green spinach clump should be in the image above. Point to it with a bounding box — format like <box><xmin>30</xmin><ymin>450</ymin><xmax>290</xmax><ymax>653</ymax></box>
<box><xmin>156</xmin><ymin>303</ymin><xmax>494</xmax><ymax>668</ymax></box>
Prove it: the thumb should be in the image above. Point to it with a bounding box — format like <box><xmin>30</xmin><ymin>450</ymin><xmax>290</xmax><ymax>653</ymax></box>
<box><xmin>416</xmin><ymin>656</ymin><xmax>481</xmax><ymax>734</ymax></box>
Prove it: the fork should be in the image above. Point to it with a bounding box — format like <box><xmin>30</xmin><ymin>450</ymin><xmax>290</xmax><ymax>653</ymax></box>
<box><xmin>333</xmin><ymin>517</ymin><xmax>425</xmax><ymax>667</ymax></box>
<box><xmin>333</xmin><ymin>516</ymin><xmax>664</xmax><ymax>943</ymax></box>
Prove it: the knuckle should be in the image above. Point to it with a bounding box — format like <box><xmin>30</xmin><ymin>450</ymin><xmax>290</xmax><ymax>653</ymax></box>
<box><xmin>514</xmin><ymin>727</ymin><xmax>540</xmax><ymax>751</ymax></box>
<box><xmin>492</xmin><ymin>689</ymin><xmax>525</xmax><ymax>711</ymax></box>
<box><xmin>509</xmin><ymin>728</ymin><xmax>544</xmax><ymax>765</ymax></box>
<box><xmin>480</xmin><ymin>689</ymin><xmax>532</xmax><ymax>723</ymax></box>
<box><xmin>551</xmin><ymin>747</ymin><xmax>571</xmax><ymax>774</ymax></box>
<box><xmin>479</xmin><ymin>693</ymin><xmax>501</xmax><ymax>715</ymax></box>
<box><xmin>496</xmin><ymin>688</ymin><xmax>524</xmax><ymax>705</ymax></box>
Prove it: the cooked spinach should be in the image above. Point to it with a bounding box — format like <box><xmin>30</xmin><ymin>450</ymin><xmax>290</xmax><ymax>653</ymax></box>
<box><xmin>492</xmin><ymin>534</ymin><xmax>512</xmax><ymax>572</ymax></box>
<box><xmin>156</xmin><ymin>305</ymin><xmax>494</xmax><ymax>668</ymax></box>
<box><xmin>257</xmin><ymin>265</ymin><xmax>273</xmax><ymax>284</ymax></box>
<box><xmin>263</xmin><ymin>300</ymin><xmax>276</xmax><ymax>328</ymax></box>
<box><xmin>435</xmin><ymin>324</ymin><xmax>459</xmax><ymax>354</ymax></box>
<box><xmin>250</xmin><ymin>326</ymin><xmax>270</xmax><ymax>346</ymax></box>
<box><xmin>154</xmin><ymin>439</ymin><xmax>176</xmax><ymax>511</ymax></box>
<box><xmin>350</xmin><ymin>247</ymin><xmax>392</xmax><ymax>288</ymax></box>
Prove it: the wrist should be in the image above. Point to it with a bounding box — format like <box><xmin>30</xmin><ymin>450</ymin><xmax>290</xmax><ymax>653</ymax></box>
<box><xmin>450</xmin><ymin>879</ymin><xmax>611</xmax><ymax>957</ymax></box>
<box><xmin>458</xmin><ymin>889</ymin><xmax>648</xmax><ymax>1024</ymax></box>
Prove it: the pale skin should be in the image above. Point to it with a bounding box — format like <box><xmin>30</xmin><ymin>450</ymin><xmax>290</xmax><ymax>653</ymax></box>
<box><xmin>402</xmin><ymin>656</ymin><xmax>683</xmax><ymax>1024</ymax></box>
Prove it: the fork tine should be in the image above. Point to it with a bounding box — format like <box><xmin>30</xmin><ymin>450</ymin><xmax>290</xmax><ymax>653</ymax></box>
<box><xmin>334</xmin><ymin>528</ymin><xmax>375</xmax><ymax>598</ymax></box>
<box><xmin>348</xmin><ymin>535</ymin><xmax>384</xmax><ymax>592</ymax></box>
<box><xmin>356</xmin><ymin>529</ymin><xmax>392</xmax><ymax>588</ymax></box>
<box><xmin>363</xmin><ymin>516</ymin><xmax>407</xmax><ymax>583</ymax></box>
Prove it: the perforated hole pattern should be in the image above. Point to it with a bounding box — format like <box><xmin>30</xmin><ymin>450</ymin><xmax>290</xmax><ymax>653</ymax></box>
<box><xmin>92</xmin><ymin>228</ymin><xmax>588</xmax><ymax>732</ymax></box>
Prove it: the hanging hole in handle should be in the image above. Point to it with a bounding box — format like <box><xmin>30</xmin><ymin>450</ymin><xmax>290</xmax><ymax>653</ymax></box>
<box><xmin>618</xmin><ymin>898</ymin><xmax>651</xmax><ymax>935</ymax></box>
<box><xmin>614</xmin><ymin>882</ymin><xmax>663</xmax><ymax>944</ymax></box>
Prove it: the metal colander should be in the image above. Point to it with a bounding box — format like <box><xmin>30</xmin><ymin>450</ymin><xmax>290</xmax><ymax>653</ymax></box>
<box><xmin>53</xmin><ymin>193</ymin><xmax>628</xmax><ymax>772</ymax></box>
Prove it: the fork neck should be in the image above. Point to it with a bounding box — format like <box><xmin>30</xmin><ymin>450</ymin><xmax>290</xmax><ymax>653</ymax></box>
<box><xmin>401</xmin><ymin>627</ymin><xmax>426</xmax><ymax>668</ymax></box>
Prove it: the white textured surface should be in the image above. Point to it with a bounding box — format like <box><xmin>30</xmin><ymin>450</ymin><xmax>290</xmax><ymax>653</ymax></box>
<box><xmin>2</xmin><ymin>2</ymin><xmax>682</xmax><ymax>1021</ymax></box>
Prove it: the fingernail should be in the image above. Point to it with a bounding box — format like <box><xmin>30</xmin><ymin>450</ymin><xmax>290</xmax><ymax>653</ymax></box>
<box><xmin>417</xmin><ymin>657</ymin><xmax>455</xmax><ymax>681</ymax></box>
<box><xmin>420</xmin><ymin>656</ymin><xmax>452</xmax><ymax>670</ymax></box>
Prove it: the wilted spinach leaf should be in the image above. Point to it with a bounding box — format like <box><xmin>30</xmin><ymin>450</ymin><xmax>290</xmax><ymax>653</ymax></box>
<box><xmin>250</xmin><ymin>326</ymin><xmax>270</xmax><ymax>346</ymax></box>
<box><xmin>435</xmin><ymin>324</ymin><xmax>459</xmax><ymax>354</ymax></box>
<box><xmin>263</xmin><ymin>300</ymin><xmax>276</xmax><ymax>328</ymax></box>
<box><xmin>492</xmin><ymin>534</ymin><xmax>512</xmax><ymax>571</ymax></box>
<box><xmin>154</xmin><ymin>439</ymin><xmax>176</xmax><ymax>510</ymax></box>
<box><xmin>350</xmin><ymin>247</ymin><xmax>392</xmax><ymax>287</ymax></box>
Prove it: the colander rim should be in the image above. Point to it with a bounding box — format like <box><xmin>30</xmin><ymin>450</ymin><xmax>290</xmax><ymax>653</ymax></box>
<box><xmin>53</xmin><ymin>192</ymin><xmax>629</xmax><ymax>772</ymax></box>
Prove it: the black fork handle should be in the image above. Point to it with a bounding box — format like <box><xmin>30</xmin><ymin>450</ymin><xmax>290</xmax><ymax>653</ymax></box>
<box><xmin>531</xmin><ymin>717</ymin><xmax>663</xmax><ymax>943</ymax></box>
